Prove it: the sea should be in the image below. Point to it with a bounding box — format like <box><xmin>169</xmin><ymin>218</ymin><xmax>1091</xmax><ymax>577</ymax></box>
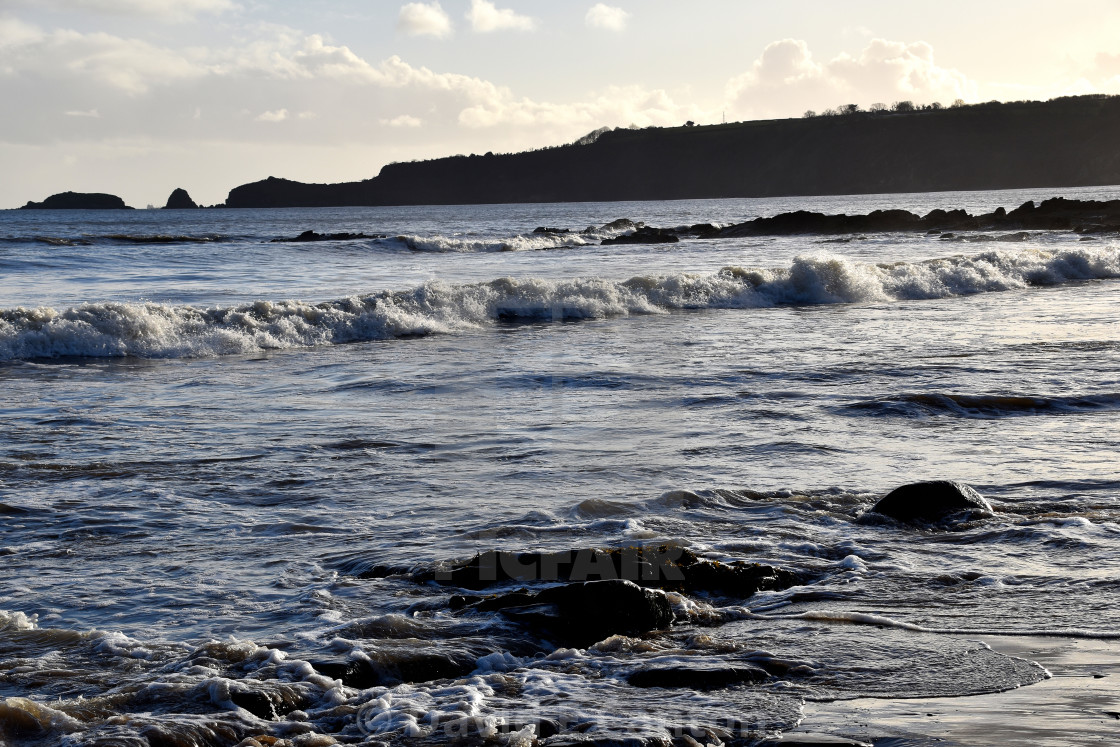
<box><xmin>1</xmin><ymin>186</ymin><xmax>1119</xmax><ymax>746</ymax></box>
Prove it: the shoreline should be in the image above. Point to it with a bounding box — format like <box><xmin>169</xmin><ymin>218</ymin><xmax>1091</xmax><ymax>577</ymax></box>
<box><xmin>780</xmin><ymin>636</ymin><xmax>1119</xmax><ymax>746</ymax></box>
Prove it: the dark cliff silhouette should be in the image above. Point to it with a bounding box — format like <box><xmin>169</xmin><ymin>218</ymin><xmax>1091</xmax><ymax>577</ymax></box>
<box><xmin>20</xmin><ymin>192</ymin><xmax>133</xmax><ymax>210</ymax></box>
<box><xmin>163</xmin><ymin>188</ymin><xmax>199</xmax><ymax>209</ymax></box>
<box><xmin>224</xmin><ymin>95</ymin><xmax>1120</xmax><ymax>208</ymax></box>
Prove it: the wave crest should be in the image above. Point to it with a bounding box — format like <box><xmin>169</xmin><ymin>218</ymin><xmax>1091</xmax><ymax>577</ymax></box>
<box><xmin>2</xmin><ymin>246</ymin><xmax>1117</xmax><ymax>360</ymax></box>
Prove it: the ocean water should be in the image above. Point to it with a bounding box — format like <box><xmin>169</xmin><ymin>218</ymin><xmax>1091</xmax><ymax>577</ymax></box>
<box><xmin>1</xmin><ymin>186</ymin><xmax>1119</xmax><ymax>746</ymax></box>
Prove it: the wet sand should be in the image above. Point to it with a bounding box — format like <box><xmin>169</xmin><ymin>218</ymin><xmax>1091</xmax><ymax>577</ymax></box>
<box><xmin>779</xmin><ymin>636</ymin><xmax>1120</xmax><ymax>746</ymax></box>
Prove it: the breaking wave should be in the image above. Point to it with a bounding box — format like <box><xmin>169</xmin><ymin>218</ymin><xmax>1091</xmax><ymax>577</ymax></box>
<box><xmin>2</xmin><ymin>246</ymin><xmax>1118</xmax><ymax>360</ymax></box>
<box><xmin>380</xmin><ymin>232</ymin><xmax>595</xmax><ymax>253</ymax></box>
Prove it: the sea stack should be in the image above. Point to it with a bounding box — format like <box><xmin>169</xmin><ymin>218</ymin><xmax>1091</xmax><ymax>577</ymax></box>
<box><xmin>163</xmin><ymin>188</ymin><xmax>199</xmax><ymax>209</ymax></box>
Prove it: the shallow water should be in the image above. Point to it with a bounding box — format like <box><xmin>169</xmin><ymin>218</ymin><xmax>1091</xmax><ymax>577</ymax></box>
<box><xmin>1</xmin><ymin>187</ymin><xmax>1120</xmax><ymax>745</ymax></box>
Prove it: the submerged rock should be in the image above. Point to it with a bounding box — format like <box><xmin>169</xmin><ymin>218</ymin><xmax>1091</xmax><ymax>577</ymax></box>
<box><xmin>870</xmin><ymin>480</ymin><xmax>992</xmax><ymax>524</ymax></box>
<box><xmin>470</xmin><ymin>579</ymin><xmax>674</xmax><ymax>648</ymax></box>
<box><xmin>601</xmin><ymin>226</ymin><xmax>680</xmax><ymax>245</ymax></box>
<box><xmin>429</xmin><ymin>546</ymin><xmax>803</xmax><ymax>598</ymax></box>
<box><xmin>270</xmin><ymin>230</ymin><xmax>385</xmax><ymax>243</ymax></box>
<box><xmin>163</xmin><ymin>188</ymin><xmax>199</xmax><ymax>209</ymax></box>
<box><xmin>310</xmin><ymin>648</ymin><xmax>479</xmax><ymax>688</ymax></box>
<box><xmin>599</xmin><ymin>218</ymin><xmax>642</xmax><ymax>232</ymax></box>
<box><xmin>627</xmin><ymin>664</ymin><xmax>769</xmax><ymax>690</ymax></box>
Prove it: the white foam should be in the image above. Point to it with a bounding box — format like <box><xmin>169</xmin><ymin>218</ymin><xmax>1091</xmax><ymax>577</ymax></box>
<box><xmin>388</xmin><ymin>232</ymin><xmax>594</xmax><ymax>253</ymax></box>
<box><xmin>3</xmin><ymin>246</ymin><xmax>1117</xmax><ymax>360</ymax></box>
<box><xmin>0</xmin><ymin>609</ymin><xmax>38</xmax><ymax>631</ymax></box>
<box><xmin>751</xmin><ymin>608</ymin><xmax>1120</xmax><ymax>639</ymax></box>
<box><xmin>91</xmin><ymin>630</ymin><xmax>154</xmax><ymax>659</ymax></box>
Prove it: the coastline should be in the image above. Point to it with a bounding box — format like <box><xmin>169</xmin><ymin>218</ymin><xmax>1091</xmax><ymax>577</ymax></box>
<box><xmin>784</xmin><ymin>636</ymin><xmax>1119</xmax><ymax>746</ymax></box>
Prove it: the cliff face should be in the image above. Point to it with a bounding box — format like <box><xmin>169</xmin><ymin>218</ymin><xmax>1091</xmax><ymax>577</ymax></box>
<box><xmin>20</xmin><ymin>192</ymin><xmax>132</xmax><ymax>210</ymax></box>
<box><xmin>224</xmin><ymin>96</ymin><xmax>1120</xmax><ymax>208</ymax></box>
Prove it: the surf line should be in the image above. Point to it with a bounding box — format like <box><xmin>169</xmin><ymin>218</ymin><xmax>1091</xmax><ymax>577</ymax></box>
<box><xmin>734</xmin><ymin>607</ymin><xmax>1120</xmax><ymax>639</ymax></box>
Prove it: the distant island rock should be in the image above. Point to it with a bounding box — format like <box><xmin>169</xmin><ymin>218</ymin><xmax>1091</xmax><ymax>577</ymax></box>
<box><xmin>163</xmin><ymin>188</ymin><xmax>198</xmax><ymax>209</ymax></box>
<box><xmin>223</xmin><ymin>95</ymin><xmax>1120</xmax><ymax>208</ymax></box>
<box><xmin>20</xmin><ymin>192</ymin><xmax>133</xmax><ymax>210</ymax></box>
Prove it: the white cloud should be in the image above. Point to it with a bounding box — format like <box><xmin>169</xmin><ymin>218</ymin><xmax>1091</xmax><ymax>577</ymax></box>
<box><xmin>397</xmin><ymin>2</ymin><xmax>453</xmax><ymax>38</ymax></box>
<box><xmin>726</xmin><ymin>38</ymin><xmax>977</xmax><ymax>118</ymax></box>
<box><xmin>467</xmin><ymin>0</ymin><xmax>535</xmax><ymax>33</ymax></box>
<box><xmin>380</xmin><ymin>114</ymin><xmax>422</xmax><ymax>127</ymax></box>
<box><xmin>255</xmin><ymin>108</ymin><xmax>288</xmax><ymax>122</ymax></box>
<box><xmin>0</xmin><ymin>16</ymin><xmax>44</xmax><ymax>47</ymax></box>
<box><xmin>64</xmin><ymin>108</ymin><xmax>99</xmax><ymax>117</ymax></box>
<box><xmin>458</xmin><ymin>84</ymin><xmax>703</xmax><ymax>133</ymax></box>
<box><xmin>4</xmin><ymin>0</ymin><xmax>235</xmax><ymax>22</ymax></box>
<box><xmin>585</xmin><ymin>4</ymin><xmax>629</xmax><ymax>32</ymax></box>
<box><xmin>0</xmin><ymin>27</ymin><xmax>207</xmax><ymax>94</ymax></box>
<box><xmin>0</xmin><ymin>19</ymin><xmax>709</xmax><ymax>155</ymax></box>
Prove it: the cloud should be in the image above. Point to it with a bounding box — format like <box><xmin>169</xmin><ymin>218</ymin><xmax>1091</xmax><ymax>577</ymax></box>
<box><xmin>1092</xmin><ymin>52</ymin><xmax>1120</xmax><ymax>79</ymax></box>
<box><xmin>0</xmin><ymin>23</ymin><xmax>207</xmax><ymax>94</ymax></box>
<box><xmin>380</xmin><ymin>114</ymin><xmax>422</xmax><ymax>127</ymax></box>
<box><xmin>0</xmin><ymin>17</ymin><xmax>710</xmax><ymax>159</ymax></box>
<box><xmin>467</xmin><ymin>0</ymin><xmax>535</xmax><ymax>32</ymax></box>
<box><xmin>0</xmin><ymin>16</ymin><xmax>44</xmax><ymax>47</ymax></box>
<box><xmin>64</xmin><ymin>108</ymin><xmax>100</xmax><ymax>117</ymax></box>
<box><xmin>255</xmin><ymin>108</ymin><xmax>288</xmax><ymax>122</ymax></box>
<box><xmin>726</xmin><ymin>38</ymin><xmax>977</xmax><ymax>118</ymax></box>
<box><xmin>3</xmin><ymin>0</ymin><xmax>235</xmax><ymax>22</ymax></box>
<box><xmin>397</xmin><ymin>2</ymin><xmax>453</xmax><ymax>38</ymax></box>
<box><xmin>585</xmin><ymin>4</ymin><xmax>629</xmax><ymax>32</ymax></box>
<box><xmin>458</xmin><ymin>84</ymin><xmax>703</xmax><ymax>133</ymax></box>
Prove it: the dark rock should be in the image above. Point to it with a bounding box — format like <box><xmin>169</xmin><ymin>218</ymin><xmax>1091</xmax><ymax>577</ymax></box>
<box><xmin>600</xmin><ymin>218</ymin><xmax>642</xmax><ymax>232</ymax></box>
<box><xmin>428</xmin><ymin>546</ymin><xmax>803</xmax><ymax>598</ymax></box>
<box><xmin>163</xmin><ymin>188</ymin><xmax>199</xmax><ymax>209</ymax></box>
<box><xmin>470</xmin><ymin>579</ymin><xmax>674</xmax><ymax>648</ymax></box>
<box><xmin>228</xmin><ymin>688</ymin><xmax>279</xmax><ymax>720</ymax></box>
<box><xmin>626</xmin><ymin>664</ymin><xmax>769</xmax><ymax>690</ymax></box>
<box><xmin>687</xmin><ymin>223</ymin><xmax>719</xmax><ymax>236</ymax></box>
<box><xmin>921</xmin><ymin>208</ymin><xmax>978</xmax><ymax>231</ymax></box>
<box><xmin>533</xmin><ymin>226</ymin><xmax>570</xmax><ymax>234</ymax></box>
<box><xmin>270</xmin><ymin>230</ymin><xmax>385</xmax><ymax>243</ymax></box>
<box><xmin>870</xmin><ymin>480</ymin><xmax>993</xmax><ymax>524</ymax></box>
<box><xmin>310</xmin><ymin>649</ymin><xmax>479</xmax><ymax>688</ymax></box>
<box><xmin>19</xmin><ymin>191</ymin><xmax>132</xmax><ymax>210</ymax></box>
<box><xmin>601</xmin><ymin>227</ymin><xmax>680</xmax><ymax>245</ymax></box>
<box><xmin>714</xmin><ymin>198</ymin><xmax>1120</xmax><ymax>238</ymax></box>
<box><xmin>717</xmin><ymin>208</ymin><xmax>923</xmax><ymax>237</ymax></box>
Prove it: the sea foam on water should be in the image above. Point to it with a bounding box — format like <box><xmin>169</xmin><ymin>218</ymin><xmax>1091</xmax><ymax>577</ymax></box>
<box><xmin>1</xmin><ymin>246</ymin><xmax>1117</xmax><ymax>360</ymax></box>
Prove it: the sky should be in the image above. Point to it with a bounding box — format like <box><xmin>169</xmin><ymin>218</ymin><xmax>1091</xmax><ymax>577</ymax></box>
<box><xmin>2</xmin><ymin>0</ymin><xmax>1120</xmax><ymax>208</ymax></box>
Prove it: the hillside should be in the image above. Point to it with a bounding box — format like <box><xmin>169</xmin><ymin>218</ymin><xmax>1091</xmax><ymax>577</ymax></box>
<box><xmin>224</xmin><ymin>96</ymin><xmax>1120</xmax><ymax>208</ymax></box>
